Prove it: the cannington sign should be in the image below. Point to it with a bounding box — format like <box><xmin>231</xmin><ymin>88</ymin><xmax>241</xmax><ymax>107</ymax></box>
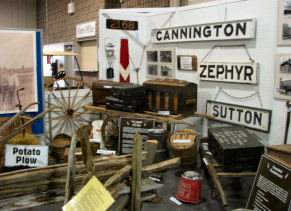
<box><xmin>151</xmin><ymin>19</ymin><xmax>256</xmax><ymax>43</ymax></box>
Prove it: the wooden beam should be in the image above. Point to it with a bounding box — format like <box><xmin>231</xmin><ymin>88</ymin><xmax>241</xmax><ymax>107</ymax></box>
<box><xmin>130</xmin><ymin>133</ymin><xmax>142</xmax><ymax>211</ymax></box>
<box><xmin>64</xmin><ymin>134</ymin><xmax>77</xmax><ymax>204</ymax></box>
<box><xmin>142</xmin><ymin>157</ymin><xmax>180</xmax><ymax>174</ymax></box>
<box><xmin>104</xmin><ymin>165</ymin><xmax>132</xmax><ymax>188</ymax></box>
<box><xmin>143</xmin><ymin>140</ymin><xmax>158</xmax><ymax>166</ymax></box>
<box><xmin>83</xmin><ymin>104</ymin><xmax>195</xmax><ymax>126</ymax></box>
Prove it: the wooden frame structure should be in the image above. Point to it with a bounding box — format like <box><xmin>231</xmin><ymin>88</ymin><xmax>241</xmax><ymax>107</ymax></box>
<box><xmin>199</xmin><ymin>138</ymin><xmax>256</xmax><ymax>207</ymax></box>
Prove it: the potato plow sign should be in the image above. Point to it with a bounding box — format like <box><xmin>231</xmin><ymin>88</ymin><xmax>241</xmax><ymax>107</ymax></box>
<box><xmin>5</xmin><ymin>145</ymin><xmax>48</xmax><ymax>167</ymax></box>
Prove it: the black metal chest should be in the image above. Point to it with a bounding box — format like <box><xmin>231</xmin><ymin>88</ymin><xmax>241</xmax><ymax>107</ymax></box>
<box><xmin>208</xmin><ymin>126</ymin><xmax>264</xmax><ymax>172</ymax></box>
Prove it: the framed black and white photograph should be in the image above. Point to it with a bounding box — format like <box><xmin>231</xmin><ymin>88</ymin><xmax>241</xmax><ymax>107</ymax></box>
<box><xmin>146</xmin><ymin>48</ymin><xmax>175</xmax><ymax>79</ymax></box>
<box><xmin>147</xmin><ymin>50</ymin><xmax>158</xmax><ymax>62</ymax></box>
<box><xmin>160</xmin><ymin>65</ymin><xmax>172</xmax><ymax>77</ymax></box>
<box><xmin>278</xmin><ymin>0</ymin><xmax>291</xmax><ymax>45</ymax></box>
<box><xmin>275</xmin><ymin>54</ymin><xmax>291</xmax><ymax>99</ymax></box>
<box><xmin>0</xmin><ymin>30</ymin><xmax>38</xmax><ymax>114</ymax></box>
<box><xmin>148</xmin><ymin>64</ymin><xmax>158</xmax><ymax>76</ymax></box>
<box><xmin>280</xmin><ymin>57</ymin><xmax>291</xmax><ymax>73</ymax></box>
<box><xmin>160</xmin><ymin>51</ymin><xmax>172</xmax><ymax>63</ymax></box>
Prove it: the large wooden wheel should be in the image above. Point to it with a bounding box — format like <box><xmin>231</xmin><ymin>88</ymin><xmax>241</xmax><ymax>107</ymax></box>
<box><xmin>45</xmin><ymin>77</ymin><xmax>96</xmax><ymax>142</ymax></box>
<box><xmin>101</xmin><ymin>116</ymin><xmax>119</xmax><ymax>150</ymax></box>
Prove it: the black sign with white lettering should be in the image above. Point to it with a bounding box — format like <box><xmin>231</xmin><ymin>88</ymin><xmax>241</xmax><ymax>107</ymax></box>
<box><xmin>119</xmin><ymin>117</ymin><xmax>154</xmax><ymax>154</ymax></box>
<box><xmin>151</xmin><ymin>19</ymin><xmax>256</xmax><ymax>43</ymax></box>
<box><xmin>247</xmin><ymin>155</ymin><xmax>291</xmax><ymax>210</ymax></box>
<box><xmin>206</xmin><ymin>100</ymin><xmax>271</xmax><ymax>132</ymax></box>
<box><xmin>198</xmin><ymin>62</ymin><xmax>258</xmax><ymax>84</ymax></box>
<box><xmin>106</xmin><ymin>19</ymin><xmax>138</xmax><ymax>30</ymax></box>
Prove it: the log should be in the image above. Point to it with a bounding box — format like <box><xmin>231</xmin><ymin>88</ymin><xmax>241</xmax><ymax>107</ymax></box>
<box><xmin>115</xmin><ymin>178</ymin><xmax>163</xmax><ymax>196</ymax></box>
<box><xmin>0</xmin><ymin>155</ymin><xmax>142</xmax><ymax>186</ymax></box>
<box><xmin>131</xmin><ymin>133</ymin><xmax>142</xmax><ymax>211</ymax></box>
<box><xmin>109</xmin><ymin>180</ymin><xmax>127</xmax><ymax>196</ymax></box>
<box><xmin>104</xmin><ymin>165</ymin><xmax>131</xmax><ymax>188</ymax></box>
<box><xmin>143</xmin><ymin>140</ymin><xmax>158</xmax><ymax>166</ymax></box>
<box><xmin>142</xmin><ymin>157</ymin><xmax>181</xmax><ymax>174</ymax></box>
<box><xmin>107</xmin><ymin>194</ymin><xmax>129</xmax><ymax>211</ymax></box>
<box><xmin>64</xmin><ymin>133</ymin><xmax>77</xmax><ymax>204</ymax></box>
<box><xmin>80</xmin><ymin>126</ymin><xmax>96</xmax><ymax>184</ymax></box>
<box><xmin>0</xmin><ymin>170</ymin><xmax>119</xmax><ymax>200</ymax></box>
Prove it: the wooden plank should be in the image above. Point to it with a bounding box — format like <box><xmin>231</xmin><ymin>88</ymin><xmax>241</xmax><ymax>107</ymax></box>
<box><xmin>142</xmin><ymin>157</ymin><xmax>180</xmax><ymax>174</ymax></box>
<box><xmin>83</xmin><ymin>104</ymin><xmax>195</xmax><ymax>126</ymax></box>
<box><xmin>131</xmin><ymin>133</ymin><xmax>142</xmax><ymax>211</ymax></box>
<box><xmin>216</xmin><ymin>172</ymin><xmax>257</xmax><ymax>177</ymax></box>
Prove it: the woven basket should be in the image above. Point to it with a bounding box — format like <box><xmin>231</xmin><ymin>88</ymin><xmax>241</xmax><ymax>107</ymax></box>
<box><xmin>50</xmin><ymin>133</ymin><xmax>72</xmax><ymax>160</ymax></box>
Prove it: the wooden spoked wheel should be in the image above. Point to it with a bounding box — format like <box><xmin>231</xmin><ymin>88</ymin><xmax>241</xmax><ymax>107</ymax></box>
<box><xmin>45</xmin><ymin>77</ymin><xmax>95</xmax><ymax>142</ymax></box>
<box><xmin>101</xmin><ymin>116</ymin><xmax>119</xmax><ymax>150</ymax></box>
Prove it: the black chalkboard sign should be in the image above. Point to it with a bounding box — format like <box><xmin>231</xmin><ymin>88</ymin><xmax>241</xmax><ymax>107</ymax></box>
<box><xmin>247</xmin><ymin>155</ymin><xmax>291</xmax><ymax>210</ymax></box>
<box><xmin>119</xmin><ymin>117</ymin><xmax>154</xmax><ymax>154</ymax></box>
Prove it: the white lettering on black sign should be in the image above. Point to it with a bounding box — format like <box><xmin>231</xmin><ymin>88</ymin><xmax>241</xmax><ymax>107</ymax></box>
<box><xmin>198</xmin><ymin>62</ymin><xmax>258</xmax><ymax>84</ymax></box>
<box><xmin>5</xmin><ymin>145</ymin><xmax>48</xmax><ymax>167</ymax></box>
<box><xmin>206</xmin><ymin>100</ymin><xmax>271</xmax><ymax>132</ymax></box>
<box><xmin>152</xmin><ymin>19</ymin><xmax>256</xmax><ymax>43</ymax></box>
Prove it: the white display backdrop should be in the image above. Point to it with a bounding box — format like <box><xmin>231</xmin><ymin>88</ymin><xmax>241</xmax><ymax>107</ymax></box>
<box><xmin>99</xmin><ymin>0</ymin><xmax>290</xmax><ymax>145</ymax></box>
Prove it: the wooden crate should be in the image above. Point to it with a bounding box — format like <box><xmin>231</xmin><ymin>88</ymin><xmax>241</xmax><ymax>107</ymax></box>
<box><xmin>143</xmin><ymin>78</ymin><xmax>197</xmax><ymax>115</ymax></box>
<box><xmin>208</xmin><ymin>126</ymin><xmax>264</xmax><ymax>172</ymax></box>
<box><xmin>92</xmin><ymin>80</ymin><xmax>119</xmax><ymax>105</ymax></box>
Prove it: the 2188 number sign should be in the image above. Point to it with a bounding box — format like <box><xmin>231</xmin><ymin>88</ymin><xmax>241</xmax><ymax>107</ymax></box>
<box><xmin>106</xmin><ymin>19</ymin><xmax>138</xmax><ymax>31</ymax></box>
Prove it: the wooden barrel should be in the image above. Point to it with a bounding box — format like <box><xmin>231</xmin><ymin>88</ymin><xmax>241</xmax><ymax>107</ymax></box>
<box><xmin>169</xmin><ymin>128</ymin><xmax>197</xmax><ymax>168</ymax></box>
<box><xmin>50</xmin><ymin>133</ymin><xmax>72</xmax><ymax>160</ymax></box>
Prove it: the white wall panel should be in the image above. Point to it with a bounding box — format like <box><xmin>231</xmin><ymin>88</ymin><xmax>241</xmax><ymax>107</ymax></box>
<box><xmin>99</xmin><ymin>0</ymin><xmax>290</xmax><ymax>145</ymax></box>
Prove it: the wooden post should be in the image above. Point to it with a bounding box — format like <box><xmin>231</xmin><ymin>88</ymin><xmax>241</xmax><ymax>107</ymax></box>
<box><xmin>64</xmin><ymin>134</ymin><xmax>76</xmax><ymax>204</ymax></box>
<box><xmin>80</xmin><ymin>126</ymin><xmax>96</xmax><ymax>184</ymax></box>
<box><xmin>143</xmin><ymin>140</ymin><xmax>158</xmax><ymax>166</ymax></box>
<box><xmin>131</xmin><ymin>133</ymin><xmax>142</xmax><ymax>211</ymax></box>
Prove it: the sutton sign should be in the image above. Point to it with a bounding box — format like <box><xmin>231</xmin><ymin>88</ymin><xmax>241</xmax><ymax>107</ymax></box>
<box><xmin>206</xmin><ymin>100</ymin><xmax>271</xmax><ymax>132</ymax></box>
<box><xmin>151</xmin><ymin>19</ymin><xmax>256</xmax><ymax>43</ymax></box>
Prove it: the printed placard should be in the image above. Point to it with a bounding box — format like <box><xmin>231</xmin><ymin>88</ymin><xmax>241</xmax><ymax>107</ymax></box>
<box><xmin>152</xmin><ymin>18</ymin><xmax>256</xmax><ymax>43</ymax></box>
<box><xmin>198</xmin><ymin>62</ymin><xmax>259</xmax><ymax>84</ymax></box>
<box><xmin>5</xmin><ymin>144</ymin><xmax>48</xmax><ymax>167</ymax></box>
<box><xmin>173</xmin><ymin>139</ymin><xmax>191</xmax><ymax>144</ymax></box>
<box><xmin>97</xmin><ymin>149</ymin><xmax>116</xmax><ymax>155</ymax></box>
<box><xmin>247</xmin><ymin>155</ymin><xmax>291</xmax><ymax>210</ymax></box>
<box><xmin>206</xmin><ymin>100</ymin><xmax>271</xmax><ymax>132</ymax></box>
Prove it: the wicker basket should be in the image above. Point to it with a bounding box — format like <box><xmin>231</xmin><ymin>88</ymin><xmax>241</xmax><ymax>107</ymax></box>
<box><xmin>50</xmin><ymin>133</ymin><xmax>72</xmax><ymax>160</ymax></box>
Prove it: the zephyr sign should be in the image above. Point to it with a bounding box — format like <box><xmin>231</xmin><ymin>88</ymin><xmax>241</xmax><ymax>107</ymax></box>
<box><xmin>198</xmin><ymin>62</ymin><xmax>259</xmax><ymax>84</ymax></box>
<box><xmin>152</xmin><ymin>19</ymin><xmax>256</xmax><ymax>43</ymax></box>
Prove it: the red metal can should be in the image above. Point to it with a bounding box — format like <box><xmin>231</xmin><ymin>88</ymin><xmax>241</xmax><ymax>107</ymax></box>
<box><xmin>176</xmin><ymin>171</ymin><xmax>202</xmax><ymax>204</ymax></box>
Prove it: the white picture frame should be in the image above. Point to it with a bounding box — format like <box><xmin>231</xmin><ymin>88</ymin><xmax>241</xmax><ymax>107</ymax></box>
<box><xmin>146</xmin><ymin>48</ymin><xmax>175</xmax><ymax>79</ymax></box>
<box><xmin>274</xmin><ymin>53</ymin><xmax>291</xmax><ymax>100</ymax></box>
<box><xmin>278</xmin><ymin>0</ymin><xmax>291</xmax><ymax>45</ymax></box>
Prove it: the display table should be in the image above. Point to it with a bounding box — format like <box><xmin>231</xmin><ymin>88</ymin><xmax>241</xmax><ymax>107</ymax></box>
<box><xmin>83</xmin><ymin>103</ymin><xmax>214</xmax><ymax>127</ymax></box>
